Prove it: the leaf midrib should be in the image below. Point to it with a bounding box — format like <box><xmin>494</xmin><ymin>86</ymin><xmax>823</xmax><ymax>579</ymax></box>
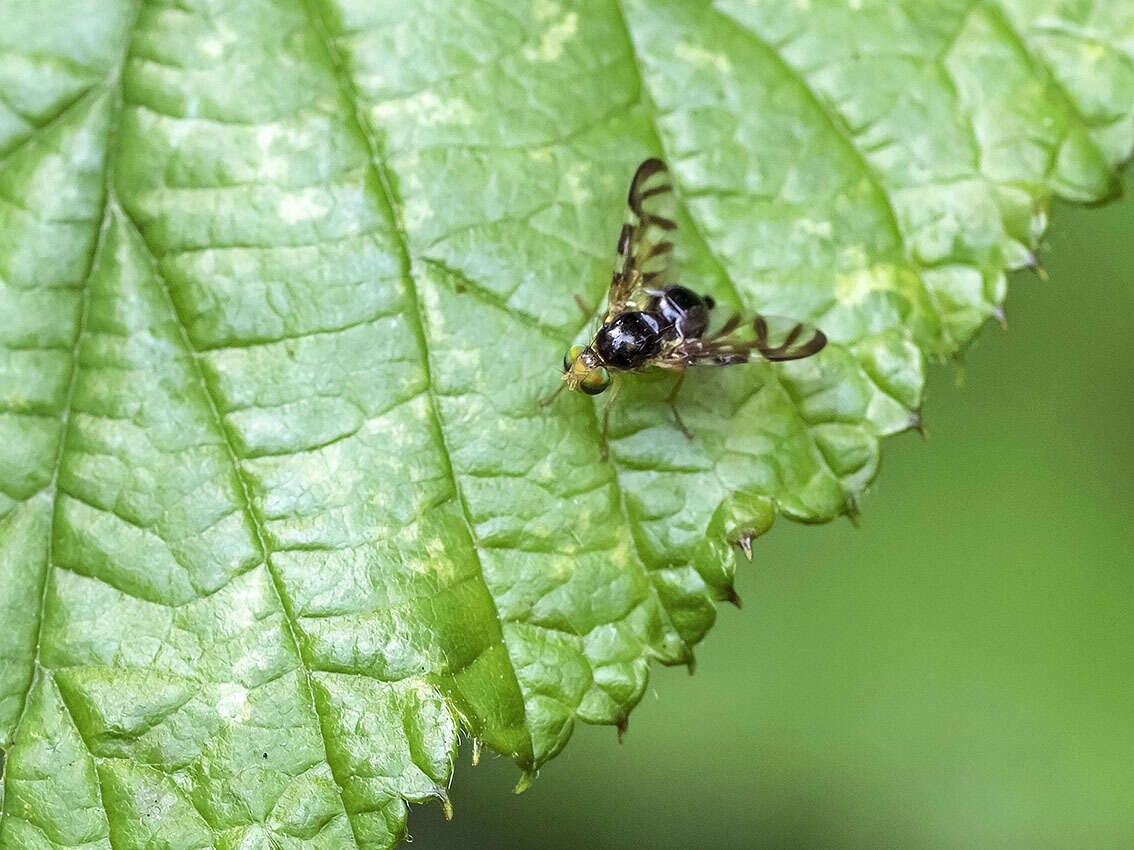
<box><xmin>0</xmin><ymin>7</ymin><xmax>369</xmax><ymax>844</ymax></box>
<box><xmin>296</xmin><ymin>0</ymin><xmax>539</xmax><ymax>767</ymax></box>
<box><xmin>112</xmin><ymin>199</ymin><xmax>364</xmax><ymax>846</ymax></box>
<box><xmin>300</xmin><ymin>0</ymin><xmax>709</xmax><ymax>760</ymax></box>
<box><xmin>0</xmin><ymin>1</ymin><xmax>143</xmax><ymax>838</ymax></box>
<box><xmin>0</xmin><ymin>179</ymin><xmax>107</xmax><ymax>847</ymax></box>
<box><xmin>608</xmin><ymin>0</ymin><xmax>855</xmax><ymax>517</ymax></box>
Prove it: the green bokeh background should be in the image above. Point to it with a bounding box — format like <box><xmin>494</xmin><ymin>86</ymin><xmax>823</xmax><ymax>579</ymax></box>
<box><xmin>410</xmin><ymin>172</ymin><xmax>1134</xmax><ymax>848</ymax></box>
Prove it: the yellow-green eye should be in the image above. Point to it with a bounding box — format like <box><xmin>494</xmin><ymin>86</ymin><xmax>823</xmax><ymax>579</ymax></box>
<box><xmin>563</xmin><ymin>345</ymin><xmax>586</xmax><ymax>372</ymax></box>
<box><xmin>580</xmin><ymin>367</ymin><xmax>611</xmax><ymax>395</ymax></box>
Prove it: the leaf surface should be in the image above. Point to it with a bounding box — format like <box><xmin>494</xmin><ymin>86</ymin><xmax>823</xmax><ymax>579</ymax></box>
<box><xmin>0</xmin><ymin>0</ymin><xmax>1130</xmax><ymax>846</ymax></box>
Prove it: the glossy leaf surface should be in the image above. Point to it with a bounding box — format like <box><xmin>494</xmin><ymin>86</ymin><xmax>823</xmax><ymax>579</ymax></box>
<box><xmin>1</xmin><ymin>1</ymin><xmax>1130</xmax><ymax>846</ymax></box>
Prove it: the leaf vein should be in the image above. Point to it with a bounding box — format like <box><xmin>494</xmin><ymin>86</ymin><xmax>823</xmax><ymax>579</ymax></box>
<box><xmin>110</xmin><ymin>202</ymin><xmax>362</xmax><ymax>849</ymax></box>
<box><xmin>298</xmin><ymin>0</ymin><xmax>538</xmax><ymax>768</ymax></box>
<box><xmin>610</xmin><ymin>0</ymin><xmax>856</xmax><ymax>529</ymax></box>
<box><xmin>0</xmin><ymin>108</ymin><xmax>121</xmax><ymax>842</ymax></box>
<box><xmin>0</xmin><ymin>83</ymin><xmax>99</xmax><ymax>167</ymax></box>
<box><xmin>983</xmin><ymin>0</ymin><xmax>1114</xmax><ymax>155</ymax></box>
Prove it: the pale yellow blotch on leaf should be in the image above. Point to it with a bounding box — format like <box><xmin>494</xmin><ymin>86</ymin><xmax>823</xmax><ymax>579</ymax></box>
<box><xmin>835</xmin><ymin>263</ymin><xmax>903</xmax><ymax>303</ymax></box>
<box><xmin>674</xmin><ymin>41</ymin><xmax>732</xmax><ymax>75</ymax></box>
<box><xmin>216</xmin><ymin>682</ymin><xmax>250</xmax><ymax>721</ymax></box>
<box><xmin>374</xmin><ymin>91</ymin><xmax>475</xmax><ymax>127</ymax></box>
<box><xmin>278</xmin><ymin>188</ymin><xmax>330</xmax><ymax>224</ymax></box>
<box><xmin>402</xmin><ymin>197</ymin><xmax>434</xmax><ymax>230</ymax></box>
<box><xmin>524</xmin><ymin>12</ymin><xmax>578</xmax><ymax>63</ymax></box>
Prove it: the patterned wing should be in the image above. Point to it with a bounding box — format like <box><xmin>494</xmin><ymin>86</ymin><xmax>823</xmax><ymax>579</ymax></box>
<box><xmin>654</xmin><ymin>313</ymin><xmax>828</xmax><ymax>368</ymax></box>
<box><xmin>604</xmin><ymin>158</ymin><xmax>679</xmax><ymax>319</ymax></box>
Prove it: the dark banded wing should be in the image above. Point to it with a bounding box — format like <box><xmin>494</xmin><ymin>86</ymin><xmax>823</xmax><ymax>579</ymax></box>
<box><xmin>654</xmin><ymin>313</ymin><xmax>827</xmax><ymax>368</ymax></box>
<box><xmin>750</xmin><ymin>314</ymin><xmax>828</xmax><ymax>361</ymax></box>
<box><xmin>604</xmin><ymin>158</ymin><xmax>679</xmax><ymax>320</ymax></box>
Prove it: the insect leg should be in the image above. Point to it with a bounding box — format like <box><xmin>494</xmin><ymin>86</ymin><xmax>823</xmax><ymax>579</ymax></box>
<box><xmin>573</xmin><ymin>294</ymin><xmax>597</xmax><ymax>318</ymax></box>
<box><xmin>666</xmin><ymin>371</ymin><xmax>694</xmax><ymax>440</ymax></box>
<box><xmin>537</xmin><ymin>381</ymin><xmax>566</xmax><ymax>408</ymax></box>
<box><xmin>599</xmin><ymin>375</ymin><xmax>623</xmax><ymax>461</ymax></box>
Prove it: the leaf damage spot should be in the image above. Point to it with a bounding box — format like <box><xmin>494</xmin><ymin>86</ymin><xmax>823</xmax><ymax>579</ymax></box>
<box><xmin>374</xmin><ymin>92</ymin><xmax>476</xmax><ymax>127</ymax></box>
<box><xmin>403</xmin><ymin>198</ymin><xmax>435</xmax><ymax>230</ymax></box>
<box><xmin>835</xmin><ymin>259</ymin><xmax>903</xmax><ymax>303</ymax></box>
<box><xmin>674</xmin><ymin>41</ymin><xmax>732</xmax><ymax>75</ymax></box>
<box><xmin>216</xmin><ymin>682</ymin><xmax>250</xmax><ymax>721</ymax></box>
<box><xmin>278</xmin><ymin>189</ymin><xmax>330</xmax><ymax>224</ymax></box>
<box><xmin>524</xmin><ymin>12</ymin><xmax>579</xmax><ymax>63</ymax></box>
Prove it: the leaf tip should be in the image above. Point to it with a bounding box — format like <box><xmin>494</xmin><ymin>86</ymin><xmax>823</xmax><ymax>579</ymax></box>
<box><xmin>908</xmin><ymin>410</ymin><xmax>928</xmax><ymax>440</ymax></box>
<box><xmin>715</xmin><ymin>492</ymin><xmax>774</xmax><ymax>561</ymax></box>
<box><xmin>737</xmin><ymin>535</ymin><xmax>753</xmax><ymax>560</ymax></box>
<box><xmin>617</xmin><ymin>716</ymin><xmax>629</xmax><ymax>743</ymax></box>
<box><xmin>951</xmin><ymin>358</ymin><xmax>966</xmax><ymax>388</ymax></box>
<box><xmin>724</xmin><ymin>585</ymin><xmax>742</xmax><ymax>609</ymax></box>
<box><xmin>1022</xmin><ymin>252</ymin><xmax>1050</xmax><ymax>282</ymax></box>
<box><xmin>514</xmin><ymin>771</ymin><xmax>536</xmax><ymax>795</ymax></box>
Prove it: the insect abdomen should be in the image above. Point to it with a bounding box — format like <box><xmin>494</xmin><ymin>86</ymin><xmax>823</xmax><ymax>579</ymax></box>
<box><xmin>648</xmin><ymin>285</ymin><xmax>712</xmax><ymax>339</ymax></box>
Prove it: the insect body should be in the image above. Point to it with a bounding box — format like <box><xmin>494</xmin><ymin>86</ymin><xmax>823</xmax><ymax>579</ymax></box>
<box><xmin>648</xmin><ymin>286</ymin><xmax>714</xmax><ymax>339</ymax></box>
<box><xmin>543</xmin><ymin>158</ymin><xmax>827</xmax><ymax>456</ymax></box>
<box><xmin>594</xmin><ymin>310</ymin><xmax>663</xmax><ymax>369</ymax></box>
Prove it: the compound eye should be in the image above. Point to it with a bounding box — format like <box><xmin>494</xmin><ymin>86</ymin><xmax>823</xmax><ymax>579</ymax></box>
<box><xmin>563</xmin><ymin>344</ymin><xmax>586</xmax><ymax>372</ymax></box>
<box><xmin>580</xmin><ymin>367</ymin><xmax>611</xmax><ymax>396</ymax></box>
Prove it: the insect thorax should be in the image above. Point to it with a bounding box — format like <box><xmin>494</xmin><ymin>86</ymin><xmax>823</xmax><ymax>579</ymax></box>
<box><xmin>595</xmin><ymin>311</ymin><xmax>663</xmax><ymax>369</ymax></box>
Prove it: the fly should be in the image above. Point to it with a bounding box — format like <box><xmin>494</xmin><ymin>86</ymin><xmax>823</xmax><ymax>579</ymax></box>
<box><xmin>541</xmin><ymin>158</ymin><xmax>827</xmax><ymax>458</ymax></box>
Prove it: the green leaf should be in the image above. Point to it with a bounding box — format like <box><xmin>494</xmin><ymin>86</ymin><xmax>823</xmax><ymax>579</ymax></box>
<box><xmin>1</xmin><ymin>0</ymin><xmax>1130</xmax><ymax>847</ymax></box>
